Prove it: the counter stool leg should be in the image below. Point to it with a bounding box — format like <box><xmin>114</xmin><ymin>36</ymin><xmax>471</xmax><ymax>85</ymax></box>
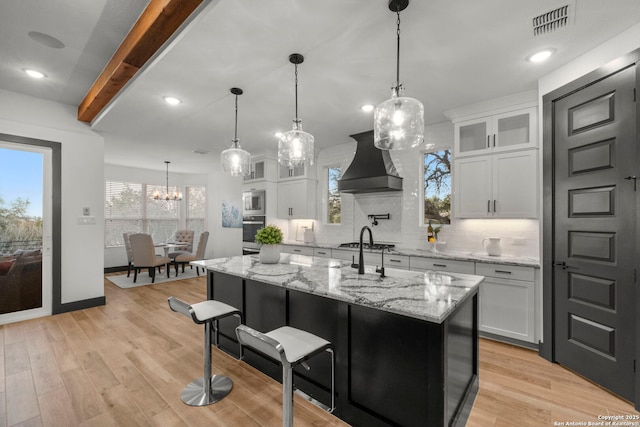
<box><xmin>282</xmin><ymin>364</ymin><xmax>294</xmax><ymax>427</ymax></box>
<box><xmin>180</xmin><ymin>320</ymin><xmax>233</xmax><ymax>406</ymax></box>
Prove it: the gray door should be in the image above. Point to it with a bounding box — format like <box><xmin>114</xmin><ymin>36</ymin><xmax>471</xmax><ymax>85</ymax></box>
<box><xmin>552</xmin><ymin>64</ymin><xmax>636</xmax><ymax>401</ymax></box>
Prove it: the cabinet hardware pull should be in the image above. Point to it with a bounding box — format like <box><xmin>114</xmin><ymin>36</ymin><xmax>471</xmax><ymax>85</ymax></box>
<box><xmin>389</xmin><ymin>259</ymin><xmax>401</xmax><ymax>263</ymax></box>
<box><xmin>494</xmin><ymin>270</ymin><xmax>512</xmax><ymax>274</ymax></box>
<box><xmin>487</xmin><ymin>200</ymin><xmax>491</xmax><ymax>213</ymax></box>
<box><xmin>493</xmin><ymin>200</ymin><xmax>496</xmax><ymax>212</ymax></box>
<box><xmin>293</xmin><ymin>249</ymin><xmax>301</xmax><ymax>252</ymax></box>
<box><xmin>317</xmin><ymin>251</ymin><xmax>326</xmax><ymax>255</ymax></box>
<box><xmin>493</xmin><ymin>134</ymin><xmax>496</xmax><ymax>147</ymax></box>
<box><xmin>487</xmin><ymin>135</ymin><xmax>490</xmax><ymax>148</ymax></box>
<box><xmin>433</xmin><ymin>263</ymin><xmax>447</xmax><ymax>267</ymax></box>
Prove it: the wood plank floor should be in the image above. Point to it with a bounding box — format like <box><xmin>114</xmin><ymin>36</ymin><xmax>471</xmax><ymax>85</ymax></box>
<box><xmin>0</xmin><ymin>273</ymin><xmax>637</xmax><ymax>426</ymax></box>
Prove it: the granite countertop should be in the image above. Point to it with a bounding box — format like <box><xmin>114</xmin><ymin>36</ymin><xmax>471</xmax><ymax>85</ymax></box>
<box><xmin>282</xmin><ymin>241</ymin><xmax>540</xmax><ymax>268</ymax></box>
<box><xmin>192</xmin><ymin>254</ymin><xmax>483</xmax><ymax>324</ymax></box>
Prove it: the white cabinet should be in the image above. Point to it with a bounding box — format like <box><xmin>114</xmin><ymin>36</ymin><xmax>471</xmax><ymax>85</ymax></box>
<box><xmin>476</xmin><ymin>263</ymin><xmax>535</xmax><ymax>343</ymax></box>
<box><xmin>282</xmin><ymin>244</ymin><xmax>314</xmax><ymax>256</ymax></box>
<box><xmin>243</xmin><ymin>156</ymin><xmax>278</xmax><ymax>183</ymax></box>
<box><xmin>243</xmin><ymin>159</ymin><xmax>265</xmax><ymax>181</ymax></box>
<box><xmin>454</xmin><ymin>107</ymin><xmax>536</xmax><ymax>157</ymax></box>
<box><xmin>277</xmin><ymin>179</ymin><xmax>317</xmax><ymax>219</ymax></box>
<box><xmin>279</xmin><ymin>164</ymin><xmax>306</xmax><ymax>179</ymax></box>
<box><xmin>313</xmin><ymin>247</ymin><xmax>331</xmax><ymax>258</ymax></box>
<box><xmin>409</xmin><ymin>257</ymin><xmax>475</xmax><ymax>274</ymax></box>
<box><xmin>454</xmin><ymin>149</ymin><xmax>537</xmax><ymax>218</ymax></box>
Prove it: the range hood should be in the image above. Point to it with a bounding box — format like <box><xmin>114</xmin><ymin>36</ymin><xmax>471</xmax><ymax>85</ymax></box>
<box><xmin>338</xmin><ymin>130</ymin><xmax>403</xmax><ymax>193</ymax></box>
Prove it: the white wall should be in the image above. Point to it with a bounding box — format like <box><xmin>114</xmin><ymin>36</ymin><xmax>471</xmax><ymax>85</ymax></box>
<box><xmin>0</xmin><ymin>88</ymin><xmax>105</xmax><ymax>306</ymax></box>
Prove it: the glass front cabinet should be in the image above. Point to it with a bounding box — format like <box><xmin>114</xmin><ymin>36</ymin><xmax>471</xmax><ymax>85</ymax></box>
<box><xmin>454</xmin><ymin>107</ymin><xmax>536</xmax><ymax>157</ymax></box>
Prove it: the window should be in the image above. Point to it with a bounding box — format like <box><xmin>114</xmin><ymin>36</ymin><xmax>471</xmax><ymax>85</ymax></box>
<box><xmin>423</xmin><ymin>150</ymin><xmax>451</xmax><ymax>225</ymax></box>
<box><xmin>186</xmin><ymin>186</ymin><xmax>206</xmax><ymax>238</ymax></box>
<box><xmin>327</xmin><ymin>166</ymin><xmax>341</xmax><ymax>224</ymax></box>
<box><xmin>105</xmin><ymin>180</ymin><xmax>199</xmax><ymax>246</ymax></box>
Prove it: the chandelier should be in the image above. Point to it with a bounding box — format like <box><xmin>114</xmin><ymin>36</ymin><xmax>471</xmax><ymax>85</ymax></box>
<box><xmin>152</xmin><ymin>161</ymin><xmax>182</xmax><ymax>201</ymax></box>
<box><xmin>278</xmin><ymin>53</ymin><xmax>314</xmax><ymax>167</ymax></box>
<box><xmin>220</xmin><ymin>87</ymin><xmax>251</xmax><ymax>176</ymax></box>
<box><xmin>373</xmin><ymin>0</ymin><xmax>424</xmax><ymax>150</ymax></box>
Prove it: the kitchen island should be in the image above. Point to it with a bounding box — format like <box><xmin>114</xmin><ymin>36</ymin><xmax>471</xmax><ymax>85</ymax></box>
<box><xmin>193</xmin><ymin>254</ymin><xmax>482</xmax><ymax>427</ymax></box>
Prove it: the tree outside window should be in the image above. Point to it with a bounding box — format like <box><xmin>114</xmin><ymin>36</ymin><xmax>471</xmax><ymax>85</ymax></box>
<box><xmin>328</xmin><ymin>166</ymin><xmax>341</xmax><ymax>224</ymax></box>
<box><xmin>424</xmin><ymin>150</ymin><xmax>451</xmax><ymax>225</ymax></box>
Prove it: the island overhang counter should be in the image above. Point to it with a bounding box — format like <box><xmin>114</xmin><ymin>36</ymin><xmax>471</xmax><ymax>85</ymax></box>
<box><xmin>193</xmin><ymin>254</ymin><xmax>482</xmax><ymax>427</ymax></box>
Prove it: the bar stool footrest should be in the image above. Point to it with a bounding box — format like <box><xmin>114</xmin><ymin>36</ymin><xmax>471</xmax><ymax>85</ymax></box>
<box><xmin>181</xmin><ymin>375</ymin><xmax>233</xmax><ymax>406</ymax></box>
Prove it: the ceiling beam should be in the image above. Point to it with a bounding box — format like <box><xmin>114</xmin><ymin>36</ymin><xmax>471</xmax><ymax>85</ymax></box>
<box><xmin>77</xmin><ymin>0</ymin><xmax>204</xmax><ymax>123</ymax></box>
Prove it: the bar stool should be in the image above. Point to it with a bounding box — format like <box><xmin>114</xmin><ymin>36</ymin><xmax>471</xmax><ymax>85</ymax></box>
<box><xmin>168</xmin><ymin>297</ymin><xmax>242</xmax><ymax>406</ymax></box>
<box><xmin>236</xmin><ymin>324</ymin><xmax>335</xmax><ymax>427</ymax></box>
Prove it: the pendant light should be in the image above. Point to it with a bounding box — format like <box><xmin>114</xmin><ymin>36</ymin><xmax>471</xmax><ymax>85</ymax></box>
<box><xmin>152</xmin><ymin>161</ymin><xmax>182</xmax><ymax>201</ymax></box>
<box><xmin>278</xmin><ymin>53</ymin><xmax>314</xmax><ymax>167</ymax></box>
<box><xmin>373</xmin><ymin>0</ymin><xmax>424</xmax><ymax>150</ymax></box>
<box><xmin>221</xmin><ymin>87</ymin><xmax>251</xmax><ymax>176</ymax></box>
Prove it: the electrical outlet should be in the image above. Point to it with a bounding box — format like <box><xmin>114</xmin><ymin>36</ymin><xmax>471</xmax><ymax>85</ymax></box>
<box><xmin>512</xmin><ymin>237</ymin><xmax>526</xmax><ymax>246</ymax></box>
<box><xmin>77</xmin><ymin>216</ymin><xmax>96</xmax><ymax>225</ymax></box>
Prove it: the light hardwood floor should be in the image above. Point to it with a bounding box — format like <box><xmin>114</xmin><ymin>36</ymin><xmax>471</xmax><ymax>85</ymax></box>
<box><xmin>0</xmin><ymin>274</ymin><xmax>637</xmax><ymax>426</ymax></box>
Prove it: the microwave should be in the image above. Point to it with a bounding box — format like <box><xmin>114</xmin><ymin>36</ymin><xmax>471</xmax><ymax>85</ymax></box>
<box><xmin>242</xmin><ymin>190</ymin><xmax>265</xmax><ymax>216</ymax></box>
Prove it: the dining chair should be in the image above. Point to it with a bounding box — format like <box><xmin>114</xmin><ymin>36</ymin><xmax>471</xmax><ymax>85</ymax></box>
<box><xmin>129</xmin><ymin>233</ymin><xmax>171</xmax><ymax>283</ymax></box>
<box><xmin>168</xmin><ymin>229</ymin><xmax>195</xmax><ymax>260</ymax></box>
<box><xmin>173</xmin><ymin>231</ymin><xmax>209</xmax><ymax>275</ymax></box>
<box><xmin>122</xmin><ymin>232</ymin><xmax>134</xmax><ymax>277</ymax></box>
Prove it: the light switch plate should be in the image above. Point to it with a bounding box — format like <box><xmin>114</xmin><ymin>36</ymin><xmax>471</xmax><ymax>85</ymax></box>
<box><xmin>77</xmin><ymin>216</ymin><xmax>96</xmax><ymax>225</ymax></box>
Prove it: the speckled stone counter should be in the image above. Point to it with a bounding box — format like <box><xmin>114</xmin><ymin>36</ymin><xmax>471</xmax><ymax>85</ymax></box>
<box><xmin>194</xmin><ymin>254</ymin><xmax>479</xmax><ymax>427</ymax></box>
<box><xmin>193</xmin><ymin>253</ymin><xmax>482</xmax><ymax>324</ymax></box>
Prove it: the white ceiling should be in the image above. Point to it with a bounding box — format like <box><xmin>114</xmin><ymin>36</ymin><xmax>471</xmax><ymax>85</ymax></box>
<box><xmin>1</xmin><ymin>0</ymin><xmax>640</xmax><ymax>174</ymax></box>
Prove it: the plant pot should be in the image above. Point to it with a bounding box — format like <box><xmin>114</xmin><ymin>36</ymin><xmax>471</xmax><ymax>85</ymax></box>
<box><xmin>259</xmin><ymin>244</ymin><xmax>281</xmax><ymax>264</ymax></box>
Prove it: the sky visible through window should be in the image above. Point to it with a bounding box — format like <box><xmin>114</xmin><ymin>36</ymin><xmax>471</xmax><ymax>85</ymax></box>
<box><xmin>0</xmin><ymin>147</ymin><xmax>43</xmax><ymax>218</ymax></box>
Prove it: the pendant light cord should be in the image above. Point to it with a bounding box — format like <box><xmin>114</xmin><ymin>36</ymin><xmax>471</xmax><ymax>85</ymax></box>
<box><xmin>165</xmin><ymin>161</ymin><xmax>169</xmax><ymax>194</ymax></box>
<box><xmin>395</xmin><ymin>7</ymin><xmax>401</xmax><ymax>93</ymax></box>
<box><xmin>234</xmin><ymin>93</ymin><xmax>239</xmax><ymax>144</ymax></box>
<box><xmin>294</xmin><ymin>63</ymin><xmax>299</xmax><ymax>120</ymax></box>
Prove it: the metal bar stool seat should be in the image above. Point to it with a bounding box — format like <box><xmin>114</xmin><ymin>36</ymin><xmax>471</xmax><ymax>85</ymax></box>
<box><xmin>168</xmin><ymin>297</ymin><xmax>242</xmax><ymax>406</ymax></box>
<box><xmin>236</xmin><ymin>325</ymin><xmax>335</xmax><ymax>427</ymax></box>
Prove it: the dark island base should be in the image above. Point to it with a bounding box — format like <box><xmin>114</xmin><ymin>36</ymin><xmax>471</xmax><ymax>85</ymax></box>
<box><xmin>209</xmin><ymin>272</ymin><xmax>478</xmax><ymax>427</ymax></box>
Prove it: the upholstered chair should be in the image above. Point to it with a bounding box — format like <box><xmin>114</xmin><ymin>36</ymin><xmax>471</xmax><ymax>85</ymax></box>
<box><xmin>168</xmin><ymin>229</ymin><xmax>195</xmax><ymax>260</ymax></box>
<box><xmin>173</xmin><ymin>231</ymin><xmax>209</xmax><ymax>275</ymax></box>
<box><xmin>129</xmin><ymin>233</ymin><xmax>171</xmax><ymax>283</ymax></box>
<box><xmin>122</xmin><ymin>232</ymin><xmax>134</xmax><ymax>277</ymax></box>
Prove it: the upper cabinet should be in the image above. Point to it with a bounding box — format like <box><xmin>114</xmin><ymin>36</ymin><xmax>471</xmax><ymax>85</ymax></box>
<box><xmin>278</xmin><ymin>163</ymin><xmax>316</xmax><ymax>181</ymax></box>
<box><xmin>242</xmin><ymin>155</ymin><xmax>278</xmax><ymax>183</ymax></box>
<box><xmin>454</xmin><ymin>107</ymin><xmax>537</xmax><ymax>158</ymax></box>
<box><xmin>277</xmin><ymin>179</ymin><xmax>317</xmax><ymax>219</ymax></box>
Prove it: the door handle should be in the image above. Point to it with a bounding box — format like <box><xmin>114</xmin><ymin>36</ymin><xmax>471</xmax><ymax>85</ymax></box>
<box><xmin>625</xmin><ymin>176</ymin><xmax>637</xmax><ymax>191</ymax></box>
<box><xmin>553</xmin><ymin>261</ymin><xmax>569</xmax><ymax>270</ymax></box>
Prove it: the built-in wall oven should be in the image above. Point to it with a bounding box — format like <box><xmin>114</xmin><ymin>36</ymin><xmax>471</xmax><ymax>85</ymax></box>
<box><xmin>242</xmin><ymin>190</ymin><xmax>265</xmax><ymax>216</ymax></box>
<box><xmin>242</xmin><ymin>215</ymin><xmax>265</xmax><ymax>254</ymax></box>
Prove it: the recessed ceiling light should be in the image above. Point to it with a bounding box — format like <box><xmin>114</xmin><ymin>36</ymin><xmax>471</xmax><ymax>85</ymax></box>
<box><xmin>163</xmin><ymin>96</ymin><xmax>182</xmax><ymax>105</ymax></box>
<box><xmin>274</xmin><ymin>131</ymin><xmax>283</xmax><ymax>138</ymax></box>
<box><xmin>22</xmin><ymin>68</ymin><xmax>46</xmax><ymax>79</ymax></box>
<box><xmin>527</xmin><ymin>49</ymin><xmax>556</xmax><ymax>63</ymax></box>
<box><xmin>361</xmin><ymin>104</ymin><xmax>374</xmax><ymax>112</ymax></box>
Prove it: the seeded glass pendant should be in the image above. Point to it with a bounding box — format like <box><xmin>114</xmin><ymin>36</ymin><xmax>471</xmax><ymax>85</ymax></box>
<box><xmin>374</xmin><ymin>0</ymin><xmax>424</xmax><ymax>150</ymax></box>
<box><xmin>221</xmin><ymin>88</ymin><xmax>251</xmax><ymax>176</ymax></box>
<box><xmin>278</xmin><ymin>53</ymin><xmax>314</xmax><ymax>167</ymax></box>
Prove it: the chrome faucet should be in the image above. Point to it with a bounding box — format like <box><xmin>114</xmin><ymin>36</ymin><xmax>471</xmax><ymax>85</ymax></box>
<box><xmin>357</xmin><ymin>226</ymin><xmax>374</xmax><ymax>274</ymax></box>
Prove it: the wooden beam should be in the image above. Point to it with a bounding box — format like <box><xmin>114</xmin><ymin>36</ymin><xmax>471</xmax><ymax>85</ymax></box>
<box><xmin>77</xmin><ymin>0</ymin><xmax>204</xmax><ymax>123</ymax></box>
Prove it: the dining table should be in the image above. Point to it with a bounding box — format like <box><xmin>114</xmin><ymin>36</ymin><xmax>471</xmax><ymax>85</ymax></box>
<box><xmin>154</xmin><ymin>242</ymin><xmax>189</xmax><ymax>257</ymax></box>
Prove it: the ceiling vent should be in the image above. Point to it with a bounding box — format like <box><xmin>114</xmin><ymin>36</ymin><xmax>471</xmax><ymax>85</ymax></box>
<box><xmin>532</xmin><ymin>4</ymin><xmax>572</xmax><ymax>36</ymax></box>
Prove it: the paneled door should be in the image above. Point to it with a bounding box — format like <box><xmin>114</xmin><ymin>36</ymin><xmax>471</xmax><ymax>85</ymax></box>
<box><xmin>552</xmin><ymin>64</ymin><xmax>636</xmax><ymax>401</ymax></box>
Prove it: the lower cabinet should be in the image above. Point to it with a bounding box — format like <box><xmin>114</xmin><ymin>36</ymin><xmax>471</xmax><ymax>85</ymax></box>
<box><xmin>476</xmin><ymin>263</ymin><xmax>535</xmax><ymax>343</ymax></box>
<box><xmin>281</xmin><ymin>244</ymin><xmax>313</xmax><ymax>256</ymax></box>
<box><xmin>409</xmin><ymin>257</ymin><xmax>475</xmax><ymax>274</ymax></box>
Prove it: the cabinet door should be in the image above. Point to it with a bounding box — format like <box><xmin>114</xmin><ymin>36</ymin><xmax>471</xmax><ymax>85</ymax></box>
<box><xmin>277</xmin><ymin>181</ymin><xmax>293</xmax><ymax>218</ymax></box>
<box><xmin>454</xmin><ymin>118</ymin><xmax>490</xmax><ymax>157</ymax></box>
<box><xmin>454</xmin><ymin>156</ymin><xmax>492</xmax><ymax>218</ymax></box>
<box><xmin>479</xmin><ymin>276</ymin><xmax>535</xmax><ymax>343</ymax></box>
<box><xmin>493</xmin><ymin>108</ymin><xmax>536</xmax><ymax>152</ymax></box>
<box><xmin>282</xmin><ymin>244</ymin><xmax>313</xmax><ymax>256</ymax></box>
<box><xmin>492</xmin><ymin>150</ymin><xmax>537</xmax><ymax>218</ymax></box>
<box><xmin>279</xmin><ymin>164</ymin><xmax>306</xmax><ymax>179</ymax></box>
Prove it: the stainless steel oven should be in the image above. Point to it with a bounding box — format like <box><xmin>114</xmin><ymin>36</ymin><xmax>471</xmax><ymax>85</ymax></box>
<box><xmin>242</xmin><ymin>215</ymin><xmax>265</xmax><ymax>253</ymax></box>
<box><xmin>242</xmin><ymin>190</ymin><xmax>265</xmax><ymax>216</ymax></box>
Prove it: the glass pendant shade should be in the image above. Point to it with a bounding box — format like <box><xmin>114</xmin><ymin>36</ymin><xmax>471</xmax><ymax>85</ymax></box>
<box><xmin>220</xmin><ymin>87</ymin><xmax>251</xmax><ymax>176</ymax></box>
<box><xmin>221</xmin><ymin>139</ymin><xmax>251</xmax><ymax>176</ymax></box>
<box><xmin>374</xmin><ymin>86</ymin><xmax>424</xmax><ymax>150</ymax></box>
<box><xmin>278</xmin><ymin>118</ymin><xmax>314</xmax><ymax>167</ymax></box>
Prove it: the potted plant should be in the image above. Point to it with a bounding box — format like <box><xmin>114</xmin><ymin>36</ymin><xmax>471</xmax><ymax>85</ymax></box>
<box><xmin>255</xmin><ymin>224</ymin><xmax>283</xmax><ymax>264</ymax></box>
